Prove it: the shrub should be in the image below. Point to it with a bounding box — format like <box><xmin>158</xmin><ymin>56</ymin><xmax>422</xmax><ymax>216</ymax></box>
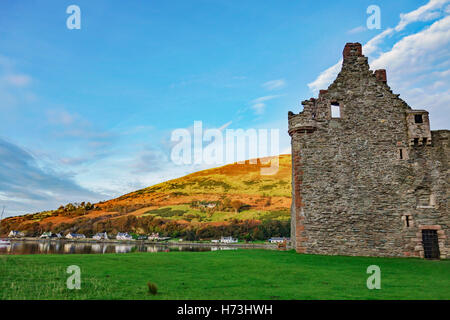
<box><xmin>147</xmin><ymin>282</ymin><xmax>158</xmax><ymax>295</ymax></box>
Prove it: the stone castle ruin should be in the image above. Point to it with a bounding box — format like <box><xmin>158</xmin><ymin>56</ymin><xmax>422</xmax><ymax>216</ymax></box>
<box><xmin>288</xmin><ymin>43</ymin><xmax>448</xmax><ymax>259</ymax></box>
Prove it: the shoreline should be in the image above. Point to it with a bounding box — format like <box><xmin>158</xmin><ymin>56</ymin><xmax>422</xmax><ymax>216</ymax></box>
<box><xmin>6</xmin><ymin>237</ymin><xmax>289</xmax><ymax>249</ymax></box>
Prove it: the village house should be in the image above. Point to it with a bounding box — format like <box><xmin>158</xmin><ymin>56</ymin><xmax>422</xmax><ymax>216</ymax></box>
<box><xmin>268</xmin><ymin>237</ymin><xmax>290</xmax><ymax>244</ymax></box>
<box><xmin>65</xmin><ymin>233</ymin><xmax>86</xmax><ymax>239</ymax></box>
<box><xmin>8</xmin><ymin>230</ymin><xmax>25</xmax><ymax>238</ymax></box>
<box><xmin>288</xmin><ymin>43</ymin><xmax>449</xmax><ymax>259</ymax></box>
<box><xmin>39</xmin><ymin>232</ymin><xmax>53</xmax><ymax>239</ymax></box>
<box><xmin>220</xmin><ymin>236</ymin><xmax>238</xmax><ymax>244</ymax></box>
<box><xmin>148</xmin><ymin>232</ymin><xmax>160</xmax><ymax>241</ymax></box>
<box><xmin>93</xmin><ymin>232</ymin><xmax>108</xmax><ymax>240</ymax></box>
<box><xmin>116</xmin><ymin>232</ymin><xmax>133</xmax><ymax>240</ymax></box>
<box><xmin>148</xmin><ymin>232</ymin><xmax>170</xmax><ymax>241</ymax></box>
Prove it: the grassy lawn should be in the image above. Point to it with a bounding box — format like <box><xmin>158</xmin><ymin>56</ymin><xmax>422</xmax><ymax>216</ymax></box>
<box><xmin>0</xmin><ymin>250</ymin><xmax>448</xmax><ymax>300</ymax></box>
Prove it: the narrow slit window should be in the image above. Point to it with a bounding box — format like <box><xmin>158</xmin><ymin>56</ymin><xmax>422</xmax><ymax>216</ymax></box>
<box><xmin>331</xmin><ymin>103</ymin><xmax>340</xmax><ymax>118</ymax></box>
<box><xmin>399</xmin><ymin>149</ymin><xmax>403</xmax><ymax>159</ymax></box>
<box><xmin>402</xmin><ymin>214</ymin><xmax>413</xmax><ymax>228</ymax></box>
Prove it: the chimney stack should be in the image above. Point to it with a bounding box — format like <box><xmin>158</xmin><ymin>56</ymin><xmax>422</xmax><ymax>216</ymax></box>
<box><xmin>343</xmin><ymin>42</ymin><xmax>362</xmax><ymax>60</ymax></box>
<box><xmin>375</xmin><ymin>69</ymin><xmax>387</xmax><ymax>83</ymax></box>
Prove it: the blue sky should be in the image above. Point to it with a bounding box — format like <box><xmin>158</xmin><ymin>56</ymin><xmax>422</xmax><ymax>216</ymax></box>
<box><xmin>0</xmin><ymin>0</ymin><xmax>449</xmax><ymax>217</ymax></box>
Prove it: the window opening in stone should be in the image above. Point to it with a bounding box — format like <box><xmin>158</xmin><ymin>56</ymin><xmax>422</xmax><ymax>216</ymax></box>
<box><xmin>414</xmin><ymin>114</ymin><xmax>423</xmax><ymax>123</ymax></box>
<box><xmin>331</xmin><ymin>103</ymin><xmax>340</xmax><ymax>118</ymax></box>
<box><xmin>399</xmin><ymin>149</ymin><xmax>403</xmax><ymax>159</ymax></box>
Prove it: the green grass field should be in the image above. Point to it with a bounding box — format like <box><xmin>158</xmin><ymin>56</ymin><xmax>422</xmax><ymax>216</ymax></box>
<box><xmin>0</xmin><ymin>250</ymin><xmax>448</xmax><ymax>300</ymax></box>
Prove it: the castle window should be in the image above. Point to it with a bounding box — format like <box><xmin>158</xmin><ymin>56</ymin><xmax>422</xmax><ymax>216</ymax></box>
<box><xmin>402</xmin><ymin>215</ymin><xmax>413</xmax><ymax>228</ymax></box>
<box><xmin>416</xmin><ymin>190</ymin><xmax>435</xmax><ymax>208</ymax></box>
<box><xmin>414</xmin><ymin>138</ymin><xmax>419</xmax><ymax>146</ymax></box>
<box><xmin>397</xmin><ymin>148</ymin><xmax>407</xmax><ymax>160</ymax></box>
<box><xmin>331</xmin><ymin>103</ymin><xmax>340</xmax><ymax>118</ymax></box>
<box><xmin>414</xmin><ymin>114</ymin><xmax>423</xmax><ymax>123</ymax></box>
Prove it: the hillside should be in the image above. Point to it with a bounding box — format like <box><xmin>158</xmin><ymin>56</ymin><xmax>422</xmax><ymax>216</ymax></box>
<box><xmin>1</xmin><ymin>155</ymin><xmax>292</xmax><ymax>240</ymax></box>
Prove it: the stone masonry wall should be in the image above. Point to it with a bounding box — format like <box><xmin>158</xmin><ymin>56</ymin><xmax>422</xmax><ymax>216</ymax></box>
<box><xmin>288</xmin><ymin>43</ymin><xmax>449</xmax><ymax>258</ymax></box>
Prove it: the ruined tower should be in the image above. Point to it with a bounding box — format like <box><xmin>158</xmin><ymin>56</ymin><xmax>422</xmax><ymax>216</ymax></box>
<box><xmin>288</xmin><ymin>43</ymin><xmax>449</xmax><ymax>259</ymax></box>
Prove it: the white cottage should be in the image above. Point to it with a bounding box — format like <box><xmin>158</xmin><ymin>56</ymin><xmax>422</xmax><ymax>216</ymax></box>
<box><xmin>220</xmin><ymin>236</ymin><xmax>238</xmax><ymax>243</ymax></box>
<box><xmin>93</xmin><ymin>232</ymin><xmax>108</xmax><ymax>240</ymax></box>
<box><xmin>66</xmin><ymin>233</ymin><xmax>86</xmax><ymax>239</ymax></box>
<box><xmin>8</xmin><ymin>230</ymin><xmax>25</xmax><ymax>238</ymax></box>
<box><xmin>268</xmin><ymin>237</ymin><xmax>290</xmax><ymax>244</ymax></box>
<box><xmin>116</xmin><ymin>232</ymin><xmax>133</xmax><ymax>240</ymax></box>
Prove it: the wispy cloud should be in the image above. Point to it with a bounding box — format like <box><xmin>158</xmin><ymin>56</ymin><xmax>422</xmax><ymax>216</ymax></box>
<box><xmin>46</xmin><ymin>109</ymin><xmax>78</xmax><ymax>125</ymax></box>
<box><xmin>262</xmin><ymin>79</ymin><xmax>286</xmax><ymax>90</ymax></box>
<box><xmin>395</xmin><ymin>0</ymin><xmax>449</xmax><ymax>31</ymax></box>
<box><xmin>347</xmin><ymin>26</ymin><xmax>367</xmax><ymax>34</ymax></box>
<box><xmin>3</xmin><ymin>74</ymin><xmax>32</xmax><ymax>87</ymax></box>
<box><xmin>0</xmin><ymin>55</ymin><xmax>35</xmax><ymax>110</ymax></box>
<box><xmin>0</xmin><ymin>138</ymin><xmax>105</xmax><ymax>217</ymax></box>
<box><xmin>130</xmin><ymin>148</ymin><xmax>168</xmax><ymax>174</ymax></box>
<box><xmin>250</xmin><ymin>95</ymin><xmax>281</xmax><ymax>114</ymax></box>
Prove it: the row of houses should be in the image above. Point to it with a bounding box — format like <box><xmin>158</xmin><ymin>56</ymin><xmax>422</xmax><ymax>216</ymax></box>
<box><xmin>210</xmin><ymin>237</ymin><xmax>291</xmax><ymax>244</ymax></box>
<box><xmin>8</xmin><ymin>230</ymin><xmax>290</xmax><ymax>243</ymax></box>
<box><xmin>211</xmin><ymin>236</ymin><xmax>238</xmax><ymax>244</ymax></box>
<box><xmin>7</xmin><ymin>231</ymin><xmax>168</xmax><ymax>241</ymax></box>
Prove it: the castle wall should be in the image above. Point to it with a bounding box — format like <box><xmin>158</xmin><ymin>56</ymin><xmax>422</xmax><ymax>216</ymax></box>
<box><xmin>288</xmin><ymin>43</ymin><xmax>449</xmax><ymax>258</ymax></box>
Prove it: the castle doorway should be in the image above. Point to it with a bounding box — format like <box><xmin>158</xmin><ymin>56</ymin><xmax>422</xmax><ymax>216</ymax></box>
<box><xmin>422</xmin><ymin>230</ymin><xmax>440</xmax><ymax>259</ymax></box>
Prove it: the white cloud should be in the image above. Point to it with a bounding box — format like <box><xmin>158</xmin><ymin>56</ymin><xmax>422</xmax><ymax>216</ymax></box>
<box><xmin>395</xmin><ymin>0</ymin><xmax>449</xmax><ymax>31</ymax></box>
<box><xmin>262</xmin><ymin>79</ymin><xmax>286</xmax><ymax>90</ymax></box>
<box><xmin>0</xmin><ymin>57</ymin><xmax>35</xmax><ymax>110</ymax></box>
<box><xmin>250</xmin><ymin>95</ymin><xmax>281</xmax><ymax>114</ymax></box>
<box><xmin>46</xmin><ymin>109</ymin><xmax>77</xmax><ymax>125</ymax></box>
<box><xmin>307</xmin><ymin>61</ymin><xmax>342</xmax><ymax>94</ymax></box>
<box><xmin>218</xmin><ymin>121</ymin><xmax>232</xmax><ymax>131</ymax></box>
<box><xmin>371</xmin><ymin>15</ymin><xmax>450</xmax><ymax>73</ymax></box>
<box><xmin>348</xmin><ymin>26</ymin><xmax>367</xmax><ymax>34</ymax></box>
<box><xmin>4</xmin><ymin>74</ymin><xmax>32</xmax><ymax>87</ymax></box>
<box><xmin>0</xmin><ymin>138</ymin><xmax>106</xmax><ymax>216</ymax></box>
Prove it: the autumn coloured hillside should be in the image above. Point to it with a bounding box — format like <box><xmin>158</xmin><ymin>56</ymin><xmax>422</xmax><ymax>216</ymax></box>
<box><xmin>1</xmin><ymin>155</ymin><xmax>292</xmax><ymax>240</ymax></box>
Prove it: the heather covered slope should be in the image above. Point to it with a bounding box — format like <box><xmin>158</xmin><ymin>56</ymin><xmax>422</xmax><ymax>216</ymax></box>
<box><xmin>0</xmin><ymin>155</ymin><xmax>292</xmax><ymax>239</ymax></box>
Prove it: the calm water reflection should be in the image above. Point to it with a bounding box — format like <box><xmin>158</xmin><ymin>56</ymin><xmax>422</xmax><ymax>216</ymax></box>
<box><xmin>0</xmin><ymin>241</ymin><xmax>238</xmax><ymax>255</ymax></box>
